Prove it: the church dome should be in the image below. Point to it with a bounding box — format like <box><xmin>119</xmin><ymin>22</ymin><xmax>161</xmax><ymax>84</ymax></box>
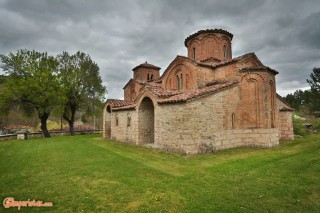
<box><xmin>184</xmin><ymin>29</ymin><xmax>233</xmax><ymax>62</ymax></box>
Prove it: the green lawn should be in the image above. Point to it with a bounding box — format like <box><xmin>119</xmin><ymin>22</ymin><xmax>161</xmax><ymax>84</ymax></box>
<box><xmin>0</xmin><ymin>134</ymin><xmax>319</xmax><ymax>212</ymax></box>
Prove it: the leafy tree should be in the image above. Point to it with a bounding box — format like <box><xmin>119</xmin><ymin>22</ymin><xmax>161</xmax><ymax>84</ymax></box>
<box><xmin>0</xmin><ymin>50</ymin><xmax>64</xmax><ymax>137</ymax></box>
<box><xmin>284</xmin><ymin>89</ymin><xmax>314</xmax><ymax>114</ymax></box>
<box><xmin>57</xmin><ymin>51</ymin><xmax>106</xmax><ymax>135</ymax></box>
<box><xmin>307</xmin><ymin>67</ymin><xmax>320</xmax><ymax>113</ymax></box>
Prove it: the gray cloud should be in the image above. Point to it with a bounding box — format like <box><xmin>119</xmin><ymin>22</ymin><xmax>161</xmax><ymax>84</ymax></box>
<box><xmin>0</xmin><ymin>0</ymin><xmax>319</xmax><ymax>99</ymax></box>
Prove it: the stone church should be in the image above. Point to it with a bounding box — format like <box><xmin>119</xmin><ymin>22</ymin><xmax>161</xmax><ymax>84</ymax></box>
<box><xmin>103</xmin><ymin>29</ymin><xmax>294</xmax><ymax>154</ymax></box>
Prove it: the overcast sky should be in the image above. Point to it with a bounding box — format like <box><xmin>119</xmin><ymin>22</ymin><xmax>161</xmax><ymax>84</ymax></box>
<box><xmin>0</xmin><ymin>0</ymin><xmax>319</xmax><ymax>99</ymax></box>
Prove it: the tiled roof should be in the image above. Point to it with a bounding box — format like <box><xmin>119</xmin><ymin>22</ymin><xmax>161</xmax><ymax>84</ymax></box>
<box><xmin>105</xmin><ymin>99</ymin><xmax>136</xmax><ymax>111</ymax></box>
<box><xmin>238</xmin><ymin>66</ymin><xmax>279</xmax><ymax>75</ymax></box>
<box><xmin>158</xmin><ymin>80</ymin><xmax>238</xmax><ymax>104</ymax></box>
<box><xmin>160</xmin><ymin>53</ymin><xmax>256</xmax><ymax>81</ymax></box>
<box><xmin>112</xmin><ymin>103</ymin><xmax>136</xmax><ymax>111</ymax></box>
<box><xmin>200</xmin><ymin>57</ymin><xmax>221</xmax><ymax>63</ymax></box>
<box><xmin>132</xmin><ymin>62</ymin><xmax>161</xmax><ymax>71</ymax></box>
<box><xmin>105</xmin><ymin>99</ymin><xmax>135</xmax><ymax>109</ymax></box>
<box><xmin>197</xmin><ymin>52</ymin><xmax>256</xmax><ymax>69</ymax></box>
<box><xmin>144</xmin><ymin>82</ymin><xmax>181</xmax><ymax>98</ymax></box>
<box><xmin>276</xmin><ymin>94</ymin><xmax>293</xmax><ymax>110</ymax></box>
<box><xmin>279</xmin><ymin>107</ymin><xmax>293</xmax><ymax>112</ymax></box>
<box><xmin>123</xmin><ymin>78</ymin><xmax>145</xmax><ymax>89</ymax></box>
<box><xmin>185</xmin><ymin>29</ymin><xmax>233</xmax><ymax>47</ymax></box>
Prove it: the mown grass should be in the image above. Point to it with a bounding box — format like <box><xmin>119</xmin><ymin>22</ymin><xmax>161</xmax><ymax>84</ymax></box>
<box><xmin>0</xmin><ymin>134</ymin><xmax>319</xmax><ymax>212</ymax></box>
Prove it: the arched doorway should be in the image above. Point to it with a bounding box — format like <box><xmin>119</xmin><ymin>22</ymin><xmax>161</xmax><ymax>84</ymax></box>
<box><xmin>103</xmin><ymin>105</ymin><xmax>111</xmax><ymax>138</ymax></box>
<box><xmin>138</xmin><ymin>97</ymin><xmax>154</xmax><ymax>144</ymax></box>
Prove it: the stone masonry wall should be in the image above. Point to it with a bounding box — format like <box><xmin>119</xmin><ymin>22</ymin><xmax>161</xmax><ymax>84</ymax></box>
<box><xmin>110</xmin><ymin>110</ymin><xmax>138</xmax><ymax>144</ymax></box>
<box><xmin>276</xmin><ymin>98</ymin><xmax>294</xmax><ymax>140</ymax></box>
<box><xmin>155</xmin><ymin>86</ymin><xmax>279</xmax><ymax>154</ymax></box>
<box><xmin>278</xmin><ymin>111</ymin><xmax>294</xmax><ymax>140</ymax></box>
<box><xmin>155</xmin><ymin>86</ymin><xmax>240</xmax><ymax>154</ymax></box>
<box><xmin>212</xmin><ymin>128</ymin><xmax>279</xmax><ymax>152</ymax></box>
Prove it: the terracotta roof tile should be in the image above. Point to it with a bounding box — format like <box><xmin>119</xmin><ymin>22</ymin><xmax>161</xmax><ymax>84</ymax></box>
<box><xmin>158</xmin><ymin>80</ymin><xmax>238</xmax><ymax>104</ymax></box>
<box><xmin>123</xmin><ymin>78</ymin><xmax>145</xmax><ymax>89</ymax></box>
<box><xmin>279</xmin><ymin>107</ymin><xmax>294</xmax><ymax>112</ymax></box>
<box><xmin>112</xmin><ymin>103</ymin><xmax>136</xmax><ymax>111</ymax></box>
<box><xmin>238</xmin><ymin>66</ymin><xmax>279</xmax><ymax>75</ymax></box>
<box><xmin>132</xmin><ymin>62</ymin><xmax>161</xmax><ymax>71</ymax></box>
<box><xmin>105</xmin><ymin>99</ymin><xmax>135</xmax><ymax>109</ymax></box>
<box><xmin>144</xmin><ymin>82</ymin><xmax>181</xmax><ymax>98</ymax></box>
<box><xmin>185</xmin><ymin>29</ymin><xmax>233</xmax><ymax>47</ymax></box>
<box><xmin>200</xmin><ymin>57</ymin><xmax>221</xmax><ymax>63</ymax></box>
<box><xmin>197</xmin><ymin>52</ymin><xmax>256</xmax><ymax>69</ymax></box>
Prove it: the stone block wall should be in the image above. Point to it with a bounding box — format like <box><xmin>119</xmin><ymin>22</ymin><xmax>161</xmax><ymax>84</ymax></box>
<box><xmin>276</xmin><ymin>98</ymin><xmax>294</xmax><ymax>140</ymax></box>
<box><xmin>278</xmin><ymin>111</ymin><xmax>294</xmax><ymax>140</ymax></box>
<box><xmin>155</xmin><ymin>86</ymin><xmax>240</xmax><ymax>154</ymax></box>
<box><xmin>110</xmin><ymin>110</ymin><xmax>138</xmax><ymax>144</ymax></box>
<box><xmin>204</xmin><ymin>128</ymin><xmax>279</xmax><ymax>152</ymax></box>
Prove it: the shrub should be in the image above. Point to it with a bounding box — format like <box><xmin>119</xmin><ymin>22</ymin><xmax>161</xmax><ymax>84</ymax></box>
<box><xmin>312</xmin><ymin>119</ymin><xmax>320</xmax><ymax>131</ymax></box>
<box><xmin>292</xmin><ymin>114</ymin><xmax>310</xmax><ymax>136</ymax></box>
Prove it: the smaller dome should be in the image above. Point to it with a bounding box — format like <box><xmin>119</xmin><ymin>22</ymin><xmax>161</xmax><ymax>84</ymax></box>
<box><xmin>132</xmin><ymin>61</ymin><xmax>161</xmax><ymax>72</ymax></box>
<box><xmin>184</xmin><ymin>29</ymin><xmax>233</xmax><ymax>47</ymax></box>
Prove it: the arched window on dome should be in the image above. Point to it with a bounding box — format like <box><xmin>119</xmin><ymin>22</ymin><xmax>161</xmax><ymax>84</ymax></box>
<box><xmin>223</xmin><ymin>45</ymin><xmax>227</xmax><ymax>60</ymax></box>
<box><xmin>177</xmin><ymin>74</ymin><xmax>183</xmax><ymax>91</ymax></box>
<box><xmin>193</xmin><ymin>47</ymin><xmax>196</xmax><ymax>60</ymax></box>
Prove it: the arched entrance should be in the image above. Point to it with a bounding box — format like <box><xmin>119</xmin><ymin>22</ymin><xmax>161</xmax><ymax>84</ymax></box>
<box><xmin>138</xmin><ymin>97</ymin><xmax>154</xmax><ymax>144</ymax></box>
<box><xmin>103</xmin><ymin>105</ymin><xmax>111</xmax><ymax>138</ymax></box>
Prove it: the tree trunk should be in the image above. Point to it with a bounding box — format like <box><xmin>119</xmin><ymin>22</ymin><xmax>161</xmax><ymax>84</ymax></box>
<box><xmin>63</xmin><ymin>106</ymin><xmax>76</xmax><ymax>136</ymax></box>
<box><xmin>39</xmin><ymin>113</ymin><xmax>50</xmax><ymax>137</ymax></box>
<box><xmin>68</xmin><ymin>120</ymin><xmax>75</xmax><ymax>136</ymax></box>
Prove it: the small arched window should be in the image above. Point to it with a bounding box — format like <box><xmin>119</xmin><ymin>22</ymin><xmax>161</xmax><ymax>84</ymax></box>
<box><xmin>115</xmin><ymin>115</ymin><xmax>119</xmax><ymax>126</ymax></box>
<box><xmin>107</xmin><ymin>105</ymin><xmax>111</xmax><ymax>113</ymax></box>
<box><xmin>176</xmin><ymin>75</ymin><xmax>179</xmax><ymax>90</ymax></box>
<box><xmin>127</xmin><ymin>114</ymin><xmax>131</xmax><ymax>127</ymax></box>
<box><xmin>150</xmin><ymin>74</ymin><xmax>153</xmax><ymax>80</ymax></box>
<box><xmin>177</xmin><ymin>74</ymin><xmax>183</xmax><ymax>90</ymax></box>
<box><xmin>193</xmin><ymin>47</ymin><xmax>196</xmax><ymax>60</ymax></box>
<box><xmin>223</xmin><ymin>45</ymin><xmax>227</xmax><ymax>60</ymax></box>
<box><xmin>231</xmin><ymin>113</ymin><xmax>235</xmax><ymax>129</ymax></box>
<box><xmin>147</xmin><ymin>73</ymin><xmax>150</xmax><ymax>80</ymax></box>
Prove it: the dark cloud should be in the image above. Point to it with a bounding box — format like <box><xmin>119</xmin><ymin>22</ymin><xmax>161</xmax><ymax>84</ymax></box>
<box><xmin>0</xmin><ymin>0</ymin><xmax>319</xmax><ymax>99</ymax></box>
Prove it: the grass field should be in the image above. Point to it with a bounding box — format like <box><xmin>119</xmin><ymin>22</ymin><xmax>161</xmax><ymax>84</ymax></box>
<box><xmin>0</xmin><ymin>134</ymin><xmax>319</xmax><ymax>212</ymax></box>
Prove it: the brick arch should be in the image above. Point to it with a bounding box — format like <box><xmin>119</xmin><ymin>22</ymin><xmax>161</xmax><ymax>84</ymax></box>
<box><xmin>188</xmin><ymin>39</ymin><xmax>201</xmax><ymax>60</ymax></box>
<box><xmin>241</xmin><ymin>72</ymin><xmax>265</xmax><ymax>83</ymax></box>
<box><xmin>136</xmin><ymin>93</ymin><xmax>156</xmax><ymax>110</ymax></box>
<box><xmin>269</xmin><ymin>80</ymin><xmax>276</xmax><ymax>128</ymax></box>
<box><xmin>241</xmin><ymin>77</ymin><xmax>260</xmax><ymax>128</ymax></box>
<box><xmin>103</xmin><ymin>104</ymin><xmax>112</xmax><ymax>138</ymax></box>
<box><xmin>220</xmin><ymin>36</ymin><xmax>231</xmax><ymax>60</ymax></box>
<box><xmin>202</xmin><ymin>35</ymin><xmax>218</xmax><ymax>59</ymax></box>
<box><xmin>128</xmin><ymin>84</ymin><xmax>136</xmax><ymax>101</ymax></box>
<box><xmin>137</xmin><ymin>96</ymin><xmax>155</xmax><ymax>144</ymax></box>
<box><xmin>164</xmin><ymin>64</ymin><xmax>194</xmax><ymax>91</ymax></box>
